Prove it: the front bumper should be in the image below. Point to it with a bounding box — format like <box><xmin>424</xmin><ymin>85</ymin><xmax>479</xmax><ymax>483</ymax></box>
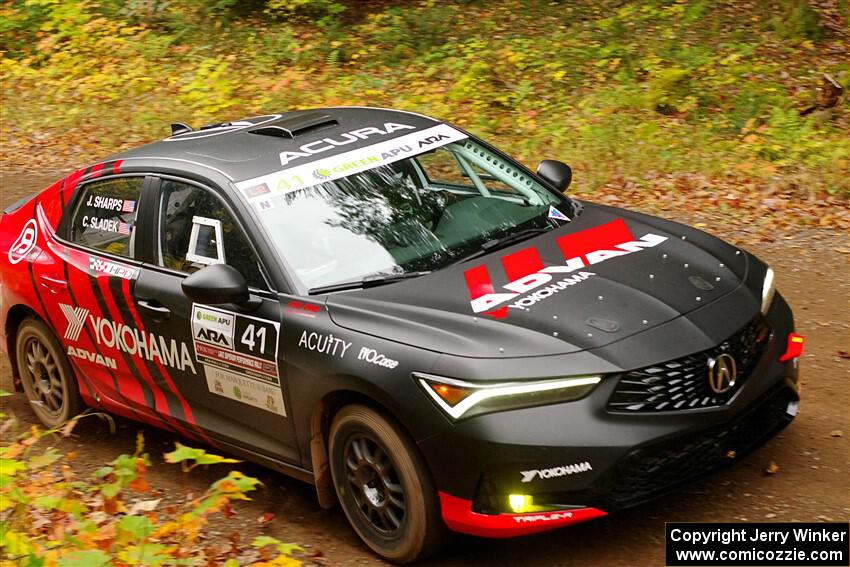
<box><xmin>420</xmin><ymin>296</ymin><xmax>800</xmax><ymax>538</ymax></box>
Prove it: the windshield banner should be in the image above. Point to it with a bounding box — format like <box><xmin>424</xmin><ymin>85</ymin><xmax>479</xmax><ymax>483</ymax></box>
<box><xmin>235</xmin><ymin>124</ymin><xmax>467</xmax><ymax>204</ymax></box>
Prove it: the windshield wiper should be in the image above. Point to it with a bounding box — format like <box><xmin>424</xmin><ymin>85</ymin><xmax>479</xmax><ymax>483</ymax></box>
<box><xmin>453</xmin><ymin>227</ymin><xmax>552</xmax><ymax>265</ymax></box>
<box><xmin>307</xmin><ymin>271</ymin><xmax>431</xmax><ymax>295</ymax></box>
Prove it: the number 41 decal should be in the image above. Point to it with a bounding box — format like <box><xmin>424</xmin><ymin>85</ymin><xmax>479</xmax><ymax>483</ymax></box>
<box><xmin>241</xmin><ymin>324</ymin><xmax>267</xmax><ymax>355</ymax></box>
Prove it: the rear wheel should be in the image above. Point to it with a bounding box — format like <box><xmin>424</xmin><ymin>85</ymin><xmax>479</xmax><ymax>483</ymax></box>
<box><xmin>15</xmin><ymin>317</ymin><xmax>83</xmax><ymax>428</ymax></box>
<box><xmin>329</xmin><ymin>404</ymin><xmax>445</xmax><ymax>564</ymax></box>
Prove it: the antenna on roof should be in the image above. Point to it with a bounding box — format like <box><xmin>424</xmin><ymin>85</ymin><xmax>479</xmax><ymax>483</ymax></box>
<box><xmin>170</xmin><ymin>122</ymin><xmax>194</xmax><ymax>136</ymax></box>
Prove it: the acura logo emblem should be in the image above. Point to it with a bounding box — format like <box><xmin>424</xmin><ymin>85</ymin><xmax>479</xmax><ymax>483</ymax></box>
<box><xmin>708</xmin><ymin>353</ymin><xmax>737</xmax><ymax>394</ymax></box>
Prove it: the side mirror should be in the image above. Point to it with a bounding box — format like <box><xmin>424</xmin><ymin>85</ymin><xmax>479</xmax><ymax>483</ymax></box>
<box><xmin>536</xmin><ymin>160</ymin><xmax>572</xmax><ymax>191</ymax></box>
<box><xmin>182</xmin><ymin>264</ymin><xmax>250</xmax><ymax>305</ymax></box>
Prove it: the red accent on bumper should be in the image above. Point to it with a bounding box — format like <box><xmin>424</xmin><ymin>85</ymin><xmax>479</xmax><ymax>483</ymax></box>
<box><xmin>779</xmin><ymin>333</ymin><xmax>805</xmax><ymax>363</ymax></box>
<box><xmin>438</xmin><ymin>492</ymin><xmax>607</xmax><ymax>538</ymax></box>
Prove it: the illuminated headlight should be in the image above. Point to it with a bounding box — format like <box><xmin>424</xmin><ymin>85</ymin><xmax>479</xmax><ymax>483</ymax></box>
<box><xmin>761</xmin><ymin>267</ymin><xmax>775</xmax><ymax>315</ymax></box>
<box><xmin>414</xmin><ymin>373</ymin><xmax>601</xmax><ymax>420</ymax></box>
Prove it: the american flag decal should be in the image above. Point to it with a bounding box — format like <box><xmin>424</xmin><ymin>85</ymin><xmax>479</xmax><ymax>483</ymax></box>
<box><xmin>121</xmin><ymin>200</ymin><xmax>136</xmax><ymax>213</ymax></box>
<box><xmin>118</xmin><ymin>222</ymin><xmax>131</xmax><ymax>235</ymax></box>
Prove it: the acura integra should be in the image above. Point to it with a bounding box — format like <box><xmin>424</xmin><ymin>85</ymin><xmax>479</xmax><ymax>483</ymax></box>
<box><xmin>0</xmin><ymin>107</ymin><xmax>805</xmax><ymax>563</ymax></box>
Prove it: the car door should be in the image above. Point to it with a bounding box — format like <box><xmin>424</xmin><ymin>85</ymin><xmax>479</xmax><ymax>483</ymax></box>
<box><xmin>48</xmin><ymin>174</ymin><xmax>176</xmax><ymax>428</ymax></box>
<box><xmin>132</xmin><ymin>176</ymin><xmax>299</xmax><ymax>463</ymax></box>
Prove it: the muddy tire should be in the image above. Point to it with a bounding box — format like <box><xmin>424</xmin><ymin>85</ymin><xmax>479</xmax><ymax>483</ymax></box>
<box><xmin>15</xmin><ymin>317</ymin><xmax>84</xmax><ymax>428</ymax></box>
<box><xmin>329</xmin><ymin>404</ymin><xmax>445</xmax><ymax>564</ymax></box>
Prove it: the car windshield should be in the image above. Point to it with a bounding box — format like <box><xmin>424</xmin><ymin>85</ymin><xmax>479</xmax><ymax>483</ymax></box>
<box><xmin>246</xmin><ymin>135</ymin><xmax>572</xmax><ymax>290</ymax></box>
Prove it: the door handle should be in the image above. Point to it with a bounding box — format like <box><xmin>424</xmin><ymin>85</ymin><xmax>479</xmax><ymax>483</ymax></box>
<box><xmin>38</xmin><ymin>275</ymin><xmax>68</xmax><ymax>295</ymax></box>
<box><xmin>136</xmin><ymin>299</ymin><xmax>171</xmax><ymax>321</ymax></box>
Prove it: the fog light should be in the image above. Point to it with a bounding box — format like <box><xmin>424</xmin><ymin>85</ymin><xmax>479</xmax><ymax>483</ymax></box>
<box><xmin>508</xmin><ymin>494</ymin><xmax>533</xmax><ymax>513</ymax></box>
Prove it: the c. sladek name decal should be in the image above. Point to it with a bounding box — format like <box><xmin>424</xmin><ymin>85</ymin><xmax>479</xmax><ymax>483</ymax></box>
<box><xmin>236</xmin><ymin>124</ymin><xmax>467</xmax><ymax>204</ymax></box>
<box><xmin>521</xmin><ymin>461</ymin><xmax>593</xmax><ymax>483</ymax></box>
<box><xmin>464</xmin><ymin>219</ymin><xmax>668</xmax><ymax>317</ymax></box>
<box><xmin>59</xmin><ymin>303</ymin><xmax>196</xmax><ymax>374</ymax></box>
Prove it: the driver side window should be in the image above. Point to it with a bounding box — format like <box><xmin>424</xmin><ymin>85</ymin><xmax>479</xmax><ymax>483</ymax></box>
<box><xmin>158</xmin><ymin>180</ymin><xmax>268</xmax><ymax>290</ymax></box>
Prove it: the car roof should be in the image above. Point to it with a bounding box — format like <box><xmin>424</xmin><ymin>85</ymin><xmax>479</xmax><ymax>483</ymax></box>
<box><xmin>111</xmin><ymin>107</ymin><xmax>443</xmax><ymax>183</ymax></box>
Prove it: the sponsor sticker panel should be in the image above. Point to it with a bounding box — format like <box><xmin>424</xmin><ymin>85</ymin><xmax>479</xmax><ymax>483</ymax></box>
<box><xmin>204</xmin><ymin>366</ymin><xmax>286</xmax><ymax>417</ymax></box>
<box><xmin>236</xmin><ymin>124</ymin><xmax>468</xmax><ymax>204</ymax></box>
<box><xmin>192</xmin><ymin>304</ymin><xmax>281</xmax><ymax>384</ymax></box>
<box><xmin>192</xmin><ymin>304</ymin><xmax>287</xmax><ymax>416</ymax></box>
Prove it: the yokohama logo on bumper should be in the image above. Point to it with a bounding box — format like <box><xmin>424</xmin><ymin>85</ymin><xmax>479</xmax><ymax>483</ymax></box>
<box><xmin>464</xmin><ymin>219</ymin><xmax>667</xmax><ymax>317</ymax></box>
<box><xmin>521</xmin><ymin>461</ymin><xmax>592</xmax><ymax>483</ymax></box>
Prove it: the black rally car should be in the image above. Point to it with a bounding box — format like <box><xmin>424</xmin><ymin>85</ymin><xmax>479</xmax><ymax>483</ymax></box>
<box><xmin>0</xmin><ymin>107</ymin><xmax>804</xmax><ymax>563</ymax></box>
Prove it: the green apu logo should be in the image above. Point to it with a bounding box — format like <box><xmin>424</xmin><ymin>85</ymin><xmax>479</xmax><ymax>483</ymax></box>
<box><xmin>233</xmin><ymin>386</ymin><xmax>242</xmax><ymax>399</ymax></box>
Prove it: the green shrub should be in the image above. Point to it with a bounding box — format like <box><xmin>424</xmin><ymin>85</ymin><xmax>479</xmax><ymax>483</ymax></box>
<box><xmin>0</xmin><ymin>408</ymin><xmax>301</xmax><ymax>566</ymax></box>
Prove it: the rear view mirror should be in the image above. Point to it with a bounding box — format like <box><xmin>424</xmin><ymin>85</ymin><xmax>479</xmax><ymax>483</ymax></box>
<box><xmin>182</xmin><ymin>264</ymin><xmax>250</xmax><ymax>305</ymax></box>
<box><xmin>536</xmin><ymin>160</ymin><xmax>573</xmax><ymax>191</ymax></box>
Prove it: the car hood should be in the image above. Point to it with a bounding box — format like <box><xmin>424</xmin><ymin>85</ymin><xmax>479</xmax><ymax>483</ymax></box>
<box><xmin>327</xmin><ymin>203</ymin><xmax>755</xmax><ymax>359</ymax></box>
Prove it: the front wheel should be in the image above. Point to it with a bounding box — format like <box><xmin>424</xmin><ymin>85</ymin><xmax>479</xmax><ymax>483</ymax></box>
<box><xmin>329</xmin><ymin>404</ymin><xmax>445</xmax><ymax>564</ymax></box>
<box><xmin>15</xmin><ymin>317</ymin><xmax>84</xmax><ymax>428</ymax></box>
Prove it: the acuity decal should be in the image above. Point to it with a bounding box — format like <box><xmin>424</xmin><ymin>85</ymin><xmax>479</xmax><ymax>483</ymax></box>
<box><xmin>298</xmin><ymin>331</ymin><xmax>351</xmax><ymax>358</ymax></box>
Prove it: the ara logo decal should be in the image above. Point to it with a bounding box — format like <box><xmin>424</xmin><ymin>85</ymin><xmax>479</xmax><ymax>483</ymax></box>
<box><xmin>520</xmin><ymin>461</ymin><xmax>593</xmax><ymax>483</ymax></box>
<box><xmin>8</xmin><ymin>219</ymin><xmax>38</xmax><ymax>265</ymax></box>
<box><xmin>278</xmin><ymin>122</ymin><xmax>416</xmax><ymax>166</ymax></box>
<box><xmin>196</xmin><ymin>327</ymin><xmax>230</xmax><ymax>347</ymax></box>
<box><xmin>192</xmin><ymin>306</ymin><xmax>235</xmax><ymax>349</ymax></box>
<box><xmin>464</xmin><ymin>219</ymin><xmax>668</xmax><ymax>318</ymax></box>
<box><xmin>59</xmin><ymin>304</ymin><xmax>91</xmax><ymax>341</ymax></box>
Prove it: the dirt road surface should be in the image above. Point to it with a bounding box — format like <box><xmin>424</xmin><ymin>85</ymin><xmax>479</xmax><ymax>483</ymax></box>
<box><xmin>1</xmin><ymin>172</ymin><xmax>848</xmax><ymax>566</ymax></box>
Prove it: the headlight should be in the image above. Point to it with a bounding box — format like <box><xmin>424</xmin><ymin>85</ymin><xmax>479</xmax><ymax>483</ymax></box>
<box><xmin>761</xmin><ymin>267</ymin><xmax>775</xmax><ymax>315</ymax></box>
<box><xmin>414</xmin><ymin>373</ymin><xmax>601</xmax><ymax>420</ymax></box>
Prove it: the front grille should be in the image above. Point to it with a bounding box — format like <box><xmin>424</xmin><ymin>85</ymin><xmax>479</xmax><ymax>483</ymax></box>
<box><xmin>606</xmin><ymin>386</ymin><xmax>795</xmax><ymax>508</ymax></box>
<box><xmin>607</xmin><ymin>316</ymin><xmax>771</xmax><ymax>412</ymax></box>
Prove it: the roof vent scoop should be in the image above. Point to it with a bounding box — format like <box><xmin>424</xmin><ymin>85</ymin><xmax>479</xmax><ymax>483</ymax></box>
<box><xmin>250</xmin><ymin>112</ymin><xmax>338</xmax><ymax>139</ymax></box>
<box><xmin>170</xmin><ymin>122</ymin><xmax>194</xmax><ymax>136</ymax></box>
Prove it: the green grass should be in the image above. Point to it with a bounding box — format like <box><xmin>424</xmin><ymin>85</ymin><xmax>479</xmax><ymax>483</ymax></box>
<box><xmin>1</xmin><ymin>0</ymin><xmax>848</xmax><ymax>197</ymax></box>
